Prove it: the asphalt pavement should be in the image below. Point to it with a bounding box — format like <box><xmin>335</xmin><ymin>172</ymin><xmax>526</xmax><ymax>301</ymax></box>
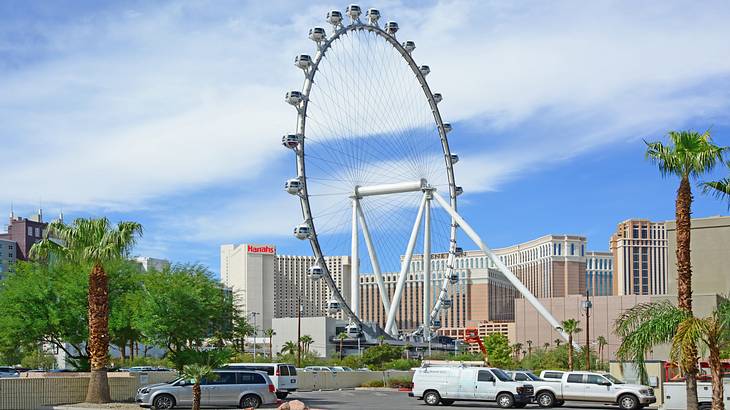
<box><xmin>287</xmin><ymin>389</ymin><xmax>648</xmax><ymax>410</ymax></box>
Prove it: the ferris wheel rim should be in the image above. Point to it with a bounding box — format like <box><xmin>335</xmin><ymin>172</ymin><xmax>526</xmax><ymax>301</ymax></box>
<box><xmin>293</xmin><ymin>20</ymin><xmax>458</xmax><ymax>330</ymax></box>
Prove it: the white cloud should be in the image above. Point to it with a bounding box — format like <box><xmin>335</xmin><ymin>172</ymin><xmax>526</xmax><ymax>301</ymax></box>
<box><xmin>2</xmin><ymin>0</ymin><xmax>730</xmax><ymax>244</ymax></box>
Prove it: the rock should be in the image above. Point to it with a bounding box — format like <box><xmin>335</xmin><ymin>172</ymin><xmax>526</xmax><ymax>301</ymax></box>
<box><xmin>287</xmin><ymin>400</ymin><xmax>309</xmax><ymax>410</ymax></box>
<box><xmin>277</xmin><ymin>403</ymin><xmax>290</xmax><ymax>410</ymax></box>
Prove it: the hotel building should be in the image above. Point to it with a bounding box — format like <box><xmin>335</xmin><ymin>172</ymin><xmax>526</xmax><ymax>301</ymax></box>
<box><xmin>586</xmin><ymin>251</ymin><xmax>613</xmax><ymax>296</ymax></box>
<box><xmin>221</xmin><ymin>244</ymin><xmax>351</xmax><ymax>330</ymax></box>
<box><xmin>358</xmin><ymin>234</ymin><xmax>588</xmax><ymax>336</ymax></box>
<box><xmin>610</xmin><ymin>219</ymin><xmax>668</xmax><ymax>295</ymax></box>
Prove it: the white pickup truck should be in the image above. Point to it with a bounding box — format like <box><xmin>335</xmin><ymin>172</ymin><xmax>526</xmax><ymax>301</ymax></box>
<box><xmin>662</xmin><ymin>380</ymin><xmax>730</xmax><ymax>410</ymax></box>
<box><xmin>532</xmin><ymin>370</ymin><xmax>656</xmax><ymax>409</ymax></box>
<box><xmin>410</xmin><ymin>365</ymin><xmax>535</xmax><ymax>408</ymax></box>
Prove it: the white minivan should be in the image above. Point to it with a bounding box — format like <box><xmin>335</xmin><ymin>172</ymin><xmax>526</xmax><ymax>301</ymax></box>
<box><xmin>223</xmin><ymin>363</ymin><xmax>297</xmax><ymax>399</ymax></box>
<box><xmin>411</xmin><ymin>365</ymin><xmax>535</xmax><ymax>408</ymax></box>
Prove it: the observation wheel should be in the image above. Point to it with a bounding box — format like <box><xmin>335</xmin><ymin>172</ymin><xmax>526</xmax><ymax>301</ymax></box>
<box><xmin>282</xmin><ymin>5</ymin><xmax>460</xmax><ymax>340</ymax></box>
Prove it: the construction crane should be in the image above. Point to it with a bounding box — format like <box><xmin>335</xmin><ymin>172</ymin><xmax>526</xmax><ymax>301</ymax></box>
<box><xmin>464</xmin><ymin>327</ymin><xmax>490</xmax><ymax>366</ymax></box>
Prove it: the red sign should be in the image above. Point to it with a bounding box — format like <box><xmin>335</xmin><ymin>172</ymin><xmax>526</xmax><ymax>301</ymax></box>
<box><xmin>247</xmin><ymin>244</ymin><xmax>276</xmax><ymax>254</ymax></box>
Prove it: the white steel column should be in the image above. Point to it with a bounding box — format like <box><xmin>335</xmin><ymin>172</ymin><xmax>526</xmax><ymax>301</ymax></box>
<box><xmin>422</xmin><ymin>194</ymin><xmax>432</xmax><ymax>341</ymax></box>
<box><xmin>431</xmin><ymin>191</ymin><xmax>574</xmax><ymax>346</ymax></box>
<box><xmin>356</xmin><ymin>202</ymin><xmax>391</xmax><ymax>315</ymax></box>
<box><xmin>351</xmin><ymin>198</ymin><xmax>360</xmax><ymax>318</ymax></box>
<box><xmin>385</xmin><ymin>193</ymin><xmax>428</xmax><ymax>335</ymax></box>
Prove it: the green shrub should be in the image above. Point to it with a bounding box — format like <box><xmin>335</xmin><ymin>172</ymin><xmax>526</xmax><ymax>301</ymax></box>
<box><xmin>386</xmin><ymin>377</ymin><xmax>413</xmax><ymax>389</ymax></box>
<box><xmin>362</xmin><ymin>344</ymin><xmax>403</xmax><ymax>370</ymax></box>
<box><xmin>361</xmin><ymin>379</ymin><xmax>385</xmax><ymax>387</ymax></box>
<box><xmin>384</xmin><ymin>358</ymin><xmax>420</xmax><ymax>370</ymax></box>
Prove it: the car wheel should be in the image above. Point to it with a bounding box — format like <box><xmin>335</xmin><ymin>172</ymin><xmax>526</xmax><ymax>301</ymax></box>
<box><xmin>699</xmin><ymin>405</ymin><xmax>712</xmax><ymax>410</ymax></box>
<box><xmin>496</xmin><ymin>393</ymin><xmax>515</xmax><ymax>408</ymax></box>
<box><xmin>423</xmin><ymin>390</ymin><xmax>441</xmax><ymax>406</ymax></box>
<box><xmin>536</xmin><ymin>391</ymin><xmax>555</xmax><ymax>407</ymax></box>
<box><xmin>276</xmin><ymin>392</ymin><xmax>289</xmax><ymax>400</ymax></box>
<box><xmin>618</xmin><ymin>394</ymin><xmax>639</xmax><ymax>410</ymax></box>
<box><xmin>152</xmin><ymin>394</ymin><xmax>175</xmax><ymax>409</ymax></box>
<box><xmin>441</xmin><ymin>399</ymin><xmax>454</xmax><ymax>406</ymax></box>
<box><xmin>240</xmin><ymin>394</ymin><xmax>262</xmax><ymax>409</ymax></box>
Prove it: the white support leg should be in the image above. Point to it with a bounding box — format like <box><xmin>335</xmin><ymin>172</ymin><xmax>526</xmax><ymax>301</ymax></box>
<box><xmin>351</xmin><ymin>198</ymin><xmax>360</xmax><ymax>318</ymax></box>
<box><xmin>431</xmin><ymin>191</ymin><xmax>574</xmax><ymax>346</ymax></box>
<box><xmin>423</xmin><ymin>194</ymin><xmax>432</xmax><ymax>341</ymax></box>
<box><xmin>385</xmin><ymin>193</ymin><xmax>428</xmax><ymax>335</ymax></box>
<box><xmin>356</xmin><ymin>202</ymin><xmax>392</xmax><ymax>318</ymax></box>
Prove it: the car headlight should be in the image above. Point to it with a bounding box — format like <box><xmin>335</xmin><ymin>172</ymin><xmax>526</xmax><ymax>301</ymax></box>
<box><xmin>639</xmin><ymin>389</ymin><xmax>653</xmax><ymax>396</ymax></box>
<box><xmin>139</xmin><ymin>387</ymin><xmax>150</xmax><ymax>394</ymax></box>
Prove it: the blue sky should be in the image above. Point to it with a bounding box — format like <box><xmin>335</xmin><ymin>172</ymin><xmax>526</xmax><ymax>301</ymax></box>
<box><xmin>2</xmin><ymin>1</ymin><xmax>729</xmax><ymax>277</ymax></box>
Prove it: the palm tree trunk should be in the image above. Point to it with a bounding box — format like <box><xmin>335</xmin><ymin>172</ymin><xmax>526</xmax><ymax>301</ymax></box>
<box><xmin>269</xmin><ymin>336</ymin><xmax>273</xmax><ymax>360</ymax></box>
<box><xmin>568</xmin><ymin>335</ymin><xmax>574</xmax><ymax>371</ymax></box>
<box><xmin>677</xmin><ymin>176</ymin><xmax>699</xmax><ymax>410</ymax></box>
<box><xmin>676</xmin><ymin>176</ymin><xmax>693</xmax><ymax>311</ymax></box>
<box><xmin>340</xmin><ymin>340</ymin><xmax>344</xmax><ymax>360</ymax></box>
<box><xmin>193</xmin><ymin>382</ymin><xmax>202</xmax><ymax>410</ymax></box>
<box><xmin>85</xmin><ymin>262</ymin><xmax>111</xmax><ymax>403</ymax></box>
<box><xmin>709</xmin><ymin>342</ymin><xmax>724</xmax><ymax>410</ymax></box>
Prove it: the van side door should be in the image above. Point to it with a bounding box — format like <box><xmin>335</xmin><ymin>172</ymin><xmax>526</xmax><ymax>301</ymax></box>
<box><xmin>474</xmin><ymin>370</ymin><xmax>497</xmax><ymax>401</ymax></box>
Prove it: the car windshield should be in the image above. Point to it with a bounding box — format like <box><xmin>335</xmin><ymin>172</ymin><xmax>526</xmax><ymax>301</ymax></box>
<box><xmin>603</xmin><ymin>374</ymin><xmax>624</xmax><ymax>384</ymax></box>
<box><xmin>526</xmin><ymin>372</ymin><xmax>542</xmax><ymax>381</ymax></box>
<box><xmin>491</xmin><ymin>368</ymin><xmax>513</xmax><ymax>382</ymax></box>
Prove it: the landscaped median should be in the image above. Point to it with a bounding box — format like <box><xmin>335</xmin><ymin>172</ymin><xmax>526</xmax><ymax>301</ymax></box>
<box><xmin>0</xmin><ymin>371</ymin><xmax>177</xmax><ymax>410</ymax></box>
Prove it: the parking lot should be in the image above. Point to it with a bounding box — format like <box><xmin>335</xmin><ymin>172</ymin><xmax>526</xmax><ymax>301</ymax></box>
<box><xmin>285</xmin><ymin>389</ymin><xmax>654</xmax><ymax>410</ymax></box>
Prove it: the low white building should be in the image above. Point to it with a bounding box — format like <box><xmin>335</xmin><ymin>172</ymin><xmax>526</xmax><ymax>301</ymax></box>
<box><xmin>271</xmin><ymin>316</ymin><xmax>348</xmax><ymax>358</ymax></box>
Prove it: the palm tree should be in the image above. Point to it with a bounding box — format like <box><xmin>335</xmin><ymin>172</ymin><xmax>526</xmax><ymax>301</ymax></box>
<box><xmin>526</xmin><ymin>340</ymin><xmax>533</xmax><ymax>357</ymax></box>
<box><xmin>337</xmin><ymin>332</ymin><xmax>348</xmax><ymax>360</ymax></box>
<box><xmin>264</xmin><ymin>329</ymin><xmax>275</xmax><ymax>359</ymax></box>
<box><xmin>596</xmin><ymin>336</ymin><xmax>608</xmax><ymax>366</ymax></box>
<box><xmin>281</xmin><ymin>341</ymin><xmax>297</xmax><ymax>356</ymax></box>
<box><xmin>233</xmin><ymin>316</ymin><xmax>255</xmax><ymax>354</ymax></box>
<box><xmin>512</xmin><ymin>343</ymin><xmax>523</xmax><ymax>361</ymax></box>
<box><xmin>543</xmin><ymin>342</ymin><xmax>550</xmax><ymax>352</ymax></box>
<box><xmin>554</xmin><ymin>338</ymin><xmax>562</xmax><ymax>347</ymax></box>
<box><xmin>299</xmin><ymin>335</ymin><xmax>313</xmax><ymax>355</ymax></box>
<box><xmin>30</xmin><ymin>218</ymin><xmax>142</xmax><ymax>403</ymax></box>
<box><xmin>645</xmin><ymin>130</ymin><xmax>726</xmax><ymax>410</ymax></box>
<box><xmin>182</xmin><ymin>364</ymin><xmax>215</xmax><ymax>410</ymax></box>
<box><xmin>557</xmin><ymin>319</ymin><xmax>581</xmax><ymax>371</ymax></box>
<box><xmin>377</xmin><ymin>335</ymin><xmax>385</xmax><ymax>346</ymax></box>
<box><xmin>404</xmin><ymin>343</ymin><xmax>413</xmax><ymax>359</ymax></box>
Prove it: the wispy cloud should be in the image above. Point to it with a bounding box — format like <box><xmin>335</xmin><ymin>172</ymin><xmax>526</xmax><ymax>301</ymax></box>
<box><xmin>2</xmin><ymin>0</ymin><xmax>730</xmax><ymax>259</ymax></box>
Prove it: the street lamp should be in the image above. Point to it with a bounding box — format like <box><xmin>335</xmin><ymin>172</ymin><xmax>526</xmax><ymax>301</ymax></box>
<box><xmin>582</xmin><ymin>289</ymin><xmax>593</xmax><ymax>370</ymax></box>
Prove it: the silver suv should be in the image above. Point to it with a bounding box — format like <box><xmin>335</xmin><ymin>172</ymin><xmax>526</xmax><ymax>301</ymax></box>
<box><xmin>135</xmin><ymin>369</ymin><xmax>277</xmax><ymax>409</ymax></box>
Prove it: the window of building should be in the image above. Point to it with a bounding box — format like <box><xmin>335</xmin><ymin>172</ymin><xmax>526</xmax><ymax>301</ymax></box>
<box><xmin>570</xmin><ymin>243</ymin><xmax>575</xmax><ymax>256</ymax></box>
<box><xmin>580</xmin><ymin>244</ymin><xmax>584</xmax><ymax>256</ymax></box>
<box><xmin>27</xmin><ymin>227</ymin><xmax>33</xmax><ymax>236</ymax></box>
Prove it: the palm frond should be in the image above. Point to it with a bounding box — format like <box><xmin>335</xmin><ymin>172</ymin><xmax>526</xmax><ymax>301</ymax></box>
<box><xmin>702</xmin><ymin>178</ymin><xmax>730</xmax><ymax>206</ymax></box>
<box><xmin>614</xmin><ymin>302</ymin><xmax>688</xmax><ymax>383</ymax></box>
<box><xmin>645</xmin><ymin>130</ymin><xmax>727</xmax><ymax>180</ymax></box>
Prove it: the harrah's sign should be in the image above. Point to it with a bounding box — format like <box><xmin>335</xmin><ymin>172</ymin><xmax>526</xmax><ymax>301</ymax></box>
<box><xmin>247</xmin><ymin>244</ymin><xmax>276</xmax><ymax>254</ymax></box>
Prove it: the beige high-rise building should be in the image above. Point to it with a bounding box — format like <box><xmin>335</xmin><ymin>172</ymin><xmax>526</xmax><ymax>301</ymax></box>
<box><xmin>221</xmin><ymin>244</ymin><xmax>276</xmax><ymax>331</ymax></box>
<box><xmin>274</xmin><ymin>254</ymin><xmax>351</xmax><ymax>320</ymax></box>
<box><xmin>610</xmin><ymin>219</ymin><xmax>668</xmax><ymax>295</ymax></box>
<box><xmin>358</xmin><ymin>234</ymin><xmax>587</xmax><ymax>334</ymax></box>
<box><xmin>493</xmin><ymin>234</ymin><xmax>588</xmax><ymax>298</ymax></box>
<box><xmin>221</xmin><ymin>244</ymin><xmax>351</xmax><ymax>330</ymax></box>
<box><xmin>665</xmin><ymin>215</ymin><xmax>730</xmax><ymax>296</ymax></box>
<box><xmin>586</xmin><ymin>251</ymin><xmax>613</xmax><ymax>296</ymax></box>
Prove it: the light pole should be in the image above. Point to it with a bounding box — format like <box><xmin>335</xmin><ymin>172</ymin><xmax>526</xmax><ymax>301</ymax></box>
<box><xmin>250</xmin><ymin>312</ymin><xmax>259</xmax><ymax>363</ymax></box>
<box><xmin>582</xmin><ymin>289</ymin><xmax>592</xmax><ymax>370</ymax></box>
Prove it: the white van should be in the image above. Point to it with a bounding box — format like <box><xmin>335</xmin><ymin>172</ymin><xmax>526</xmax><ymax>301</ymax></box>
<box><xmin>410</xmin><ymin>365</ymin><xmax>534</xmax><ymax>408</ymax></box>
<box><xmin>223</xmin><ymin>363</ymin><xmax>297</xmax><ymax>399</ymax></box>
